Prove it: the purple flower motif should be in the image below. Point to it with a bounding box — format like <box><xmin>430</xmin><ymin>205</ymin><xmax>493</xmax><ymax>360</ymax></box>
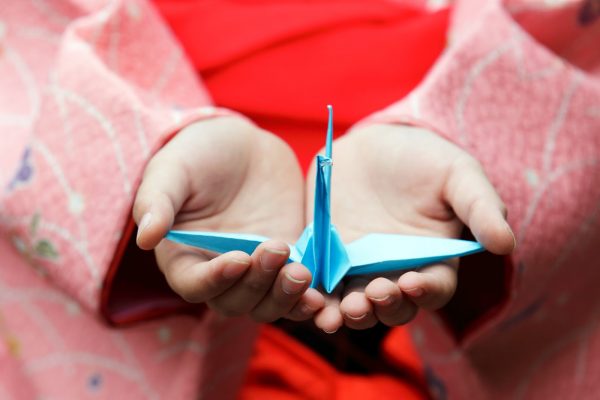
<box><xmin>7</xmin><ymin>147</ymin><xmax>33</xmax><ymax>191</ymax></box>
<box><xmin>87</xmin><ymin>373</ymin><xmax>103</xmax><ymax>391</ymax></box>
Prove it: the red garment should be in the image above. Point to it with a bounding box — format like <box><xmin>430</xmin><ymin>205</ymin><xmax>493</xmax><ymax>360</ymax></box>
<box><xmin>154</xmin><ymin>0</ymin><xmax>448</xmax><ymax>170</ymax></box>
<box><xmin>239</xmin><ymin>325</ymin><xmax>428</xmax><ymax>400</ymax></box>
<box><xmin>153</xmin><ymin>1</ymin><xmax>448</xmax><ymax>399</ymax></box>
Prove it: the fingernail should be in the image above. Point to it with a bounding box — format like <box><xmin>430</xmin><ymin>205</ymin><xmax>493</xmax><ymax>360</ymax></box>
<box><xmin>369</xmin><ymin>295</ymin><xmax>392</xmax><ymax>306</ymax></box>
<box><xmin>223</xmin><ymin>258</ymin><xmax>250</xmax><ymax>279</ymax></box>
<box><xmin>282</xmin><ymin>272</ymin><xmax>307</xmax><ymax>295</ymax></box>
<box><xmin>404</xmin><ymin>287</ymin><xmax>424</xmax><ymax>297</ymax></box>
<box><xmin>323</xmin><ymin>328</ymin><xmax>339</xmax><ymax>334</ymax></box>
<box><xmin>345</xmin><ymin>312</ymin><xmax>367</xmax><ymax>321</ymax></box>
<box><xmin>137</xmin><ymin>213</ymin><xmax>152</xmax><ymax>241</ymax></box>
<box><xmin>260</xmin><ymin>247</ymin><xmax>288</xmax><ymax>272</ymax></box>
<box><xmin>506</xmin><ymin>222</ymin><xmax>517</xmax><ymax>250</ymax></box>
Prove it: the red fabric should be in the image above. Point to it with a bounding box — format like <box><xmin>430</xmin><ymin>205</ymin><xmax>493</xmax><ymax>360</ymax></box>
<box><xmin>240</xmin><ymin>325</ymin><xmax>428</xmax><ymax>400</ymax></box>
<box><xmin>148</xmin><ymin>1</ymin><xmax>451</xmax><ymax>398</ymax></box>
<box><xmin>154</xmin><ymin>0</ymin><xmax>449</xmax><ymax>171</ymax></box>
<box><xmin>102</xmin><ymin>217</ymin><xmax>198</xmax><ymax>325</ymax></box>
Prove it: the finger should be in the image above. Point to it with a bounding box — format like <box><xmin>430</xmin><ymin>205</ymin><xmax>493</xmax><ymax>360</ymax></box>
<box><xmin>208</xmin><ymin>240</ymin><xmax>289</xmax><ymax>315</ymax></box>
<box><xmin>339</xmin><ymin>278</ymin><xmax>377</xmax><ymax>330</ymax></box>
<box><xmin>314</xmin><ymin>287</ymin><xmax>344</xmax><ymax>334</ymax></box>
<box><xmin>250</xmin><ymin>263</ymin><xmax>312</xmax><ymax>323</ymax></box>
<box><xmin>444</xmin><ymin>156</ymin><xmax>516</xmax><ymax>254</ymax></box>
<box><xmin>133</xmin><ymin>154</ymin><xmax>188</xmax><ymax>250</ymax></box>
<box><xmin>397</xmin><ymin>263</ymin><xmax>458</xmax><ymax>310</ymax></box>
<box><xmin>155</xmin><ymin>244</ymin><xmax>252</xmax><ymax>303</ymax></box>
<box><xmin>364</xmin><ymin>277</ymin><xmax>417</xmax><ymax>326</ymax></box>
<box><xmin>285</xmin><ymin>288</ymin><xmax>326</xmax><ymax>321</ymax></box>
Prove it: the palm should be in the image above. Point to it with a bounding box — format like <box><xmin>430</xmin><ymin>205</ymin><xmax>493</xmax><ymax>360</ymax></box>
<box><xmin>136</xmin><ymin>117</ymin><xmax>323</xmax><ymax>323</ymax></box>
<box><xmin>305</xmin><ymin>124</ymin><xmax>513</xmax><ymax>332</ymax></box>
<box><xmin>165</xmin><ymin>118</ymin><xmax>303</xmax><ymax>244</ymax></box>
<box><xmin>329</xmin><ymin>125</ymin><xmax>463</xmax><ymax>243</ymax></box>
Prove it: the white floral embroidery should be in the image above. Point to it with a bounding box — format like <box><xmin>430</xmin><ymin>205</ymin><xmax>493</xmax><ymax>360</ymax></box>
<box><xmin>126</xmin><ymin>1</ymin><xmax>142</xmax><ymax>21</ymax></box>
<box><xmin>68</xmin><ymin>192</ymin><xmax>85</xmax><ymax>215</ymax></box>
<box><xmin>65</xmin><ymin>300</ymin><xmax>81</xmax><ymax>316</ymax></box>
<box><xmin>524</xmin><ymin>168</ymin><xmax>539</xmax><ymax>187</ymax></box>
<box><xmin>197</xmin><ymin>106</ymin><xmax>217</xmax><ymax>117</ymax></box>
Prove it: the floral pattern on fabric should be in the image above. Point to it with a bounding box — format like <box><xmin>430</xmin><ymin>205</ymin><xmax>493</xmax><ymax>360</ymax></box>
<box><xmin>0</xmin><ymin>1</ymin><xmax>257</xmax><ymax>398</ymax></box>
<box><xmin>8</xmin><ymin>212</ymin><xmax>59</xmax><ymax>277</ymax></box>
<box><xmin>367</xmin><ymin>0</ymin><xmax>600</xmax><ymax>398</ymax></box>
<box><xmin>6</xmin><ymin>147</ymin><xmax>34</xmax><ymax>192</ymax></box>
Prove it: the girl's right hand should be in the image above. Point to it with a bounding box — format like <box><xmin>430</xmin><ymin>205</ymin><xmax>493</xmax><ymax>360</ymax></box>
<box><xmin>133</xmin><ymin>115</ymin><xmax>325</xmax><ymax>322</ymax></box>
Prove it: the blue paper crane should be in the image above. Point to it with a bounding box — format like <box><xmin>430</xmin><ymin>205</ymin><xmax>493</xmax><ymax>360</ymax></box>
<box><xmin>166</xmin><ymin>106</ymin><xmax>484</xmax><ymax>293</ymax></box>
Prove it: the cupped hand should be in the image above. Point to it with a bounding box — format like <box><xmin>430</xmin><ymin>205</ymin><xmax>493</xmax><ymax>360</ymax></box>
<box><xmin>307</xmin><ymin>124</ymin><xmax>515</xmax><ymax>333</ymax></box>
<box><xmin>133</xmin><ymin>116</ymin><xmax>324</xmax><ymax>322</ymax></box>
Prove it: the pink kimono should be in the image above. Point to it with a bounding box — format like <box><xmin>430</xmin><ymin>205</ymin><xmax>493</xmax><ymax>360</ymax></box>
<box><xmin>370</xmin><ymin>0</ymin><xmax>600</xmax><ymax>398</ymax></box>
<box><xmin>0</xmin><ymin>1</ymin><xmax>256</xmax><ymax>398</ymax></box>
<box><xmin>0</xmin><ymin>0</ymin><xmax>599</xmax><ymax>399</ymax></box>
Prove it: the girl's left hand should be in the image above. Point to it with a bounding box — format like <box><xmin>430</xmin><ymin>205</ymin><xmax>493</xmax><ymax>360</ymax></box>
<box><xmin>306</xmin><ymin>124</ymin><xmax>516</xmax><ymax>332</ymax></box>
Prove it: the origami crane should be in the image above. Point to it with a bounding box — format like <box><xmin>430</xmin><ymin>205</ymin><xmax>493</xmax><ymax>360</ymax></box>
<box><xmin>166</xmin><ymin>106</ymin><xmax>484</xmax><ymax>293</ymax></box>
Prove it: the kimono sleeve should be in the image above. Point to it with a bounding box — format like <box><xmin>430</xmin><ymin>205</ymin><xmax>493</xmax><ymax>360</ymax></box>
<box><xmin>0</xmin><ymin>0</ymin><xmax>230</xmax><ymax>316</ymax></box>
<box><xmin>362</xmin><ymin>0</ymin><xmax>600</xmax><ymax>339</ymax></box>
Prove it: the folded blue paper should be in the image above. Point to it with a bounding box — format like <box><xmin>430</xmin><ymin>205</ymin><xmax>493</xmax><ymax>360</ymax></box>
<box><xmin>166</xmin><ymin>106</ymin><xmax>484</xmax><ymax>293</ymax></box>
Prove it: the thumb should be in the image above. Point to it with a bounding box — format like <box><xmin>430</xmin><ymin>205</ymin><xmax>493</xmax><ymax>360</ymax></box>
<box><xmin>133</xmin><ymin>154</ymin><xmax>188</xmax><ymax>250</ymax></box>
<box><xmin>444</xmin><ymin>156</ymin><xmax>515</xmax><ymax>255</ymax></box>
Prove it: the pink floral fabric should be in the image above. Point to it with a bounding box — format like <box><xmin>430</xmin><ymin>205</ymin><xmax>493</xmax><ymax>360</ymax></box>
<box><xmin>0</xmin><ymin>0</ymin><xmax>256</xmax><ymax>398</ymax></box>
<box><xmin>1</xmin><ymin>0</ymin><xmax>599</xmax><ymax>399</ymax></box>
<box><xmin>368</xmin><ymin>0</ymin><xmax>600</xmax><ymax>398</ymax></box>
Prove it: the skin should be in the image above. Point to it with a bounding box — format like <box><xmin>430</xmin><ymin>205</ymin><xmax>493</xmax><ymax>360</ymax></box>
<box><xmin>133</xmin><ymin>116</ymin><xmax>323</xmax><ymax>323</ymax></box>
<box><xmin>133</xmin><ymin>117</ymin><xmax>515</xmax><ymax>331</ymax></box>
<box><xmin>306</xmin><ymin>124</ymin><xmax>515</xmax><ymax>332</ymax></box>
